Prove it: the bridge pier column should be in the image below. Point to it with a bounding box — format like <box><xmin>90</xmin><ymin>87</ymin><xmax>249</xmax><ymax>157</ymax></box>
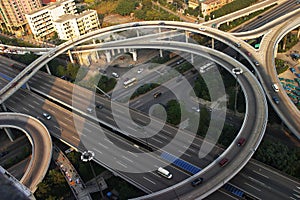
<box><xmin>185</xmin><ymin>31</ymin><xmax>189</xmax><ymax>43</ymax></box>
<box><xmin>26</xmin><ymin>83</ymin><xmax>31</xmax><ymax>91</ymax></box>
<box><xmin>159</xmin><ymin>49</ymin><xmax>163</xmax><ymax>58</ymax></box>
<box><xmin>68</xmin><ymin>50</ymin><xmax>74</xmax><ymax>64</ymax></box>
<box><xmin>1</xmin><ymin>104</ymin><xmax>14</xmax><ymax>141</ymax></box>
<box><xmin>212</xmin><ymin>38</ymin><xmax>215</xmax><ymax>49</ymax></box>
<box><xmin>297</xmin><ymin>28</ymin><xmax>300</xmax><ymax>38</ymax></box>
<box><xmin>105</xmin><ymin>51</ymin><xmax>111</xmax><ymax>63</ymax></box>
<box><xmin>282</xmin><ymin>35</ymin><xmax>287</xmax><ymax>51</ymax></box>
<box><xmin>274</xmin><ymin>43</ymin><xmax>278</xmax><ymax>58</ymax></box>
<box><xmin>92</xmin><ymin>39</ymin><xmax>100</xmax><ymax>61</ymax></box>
<box><xmin>45</xmin><ymin>64</ymin><xmax>51</xmax><ymax>75</ymax></box>
<box><xmin>136</xmin><ymin>30</ymin><xmax>140</xmax><ymax>37</ymax></box>
<box><xmin>131</xmin><ymin>50</ymin><xmax>137</xmax><ymax>62</ymax></box>
<box><xmin>190</xmin><ymin>53</ymin><xmax>194</xmax><ymax>64</ymax></box>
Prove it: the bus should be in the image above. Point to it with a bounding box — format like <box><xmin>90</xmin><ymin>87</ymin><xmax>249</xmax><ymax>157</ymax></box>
<box><xmin>123</xmin><ymin>77</ymin><xmax>137</xmax><ymax>88</ymax></box>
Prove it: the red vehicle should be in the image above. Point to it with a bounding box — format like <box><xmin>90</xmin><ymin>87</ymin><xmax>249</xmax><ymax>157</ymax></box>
<box><xmin>237</xmin><ymin>138</ymin><xmax>246</xmax><ymax>146</ymax></box>
<box><xmin>219</xmin><ymin>158</ymin><xmax>229</xmax><ymax>167</ymax></box>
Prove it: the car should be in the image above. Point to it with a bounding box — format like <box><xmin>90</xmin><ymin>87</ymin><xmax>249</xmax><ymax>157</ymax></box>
<box><xmin>96</xmin><ymin>104</ymin><xmax>104</xmax><ymax>109</ymax></box>
<box><xmin>192</xmin><ymin>107</ymin><xmax>200</xmax><ymax>112</ymax></box>
<box><xmin>272</xmin><ymin>96</ymin><xmax>280</xmax><ymax>104</ymax></box>
<box><xmin>43</xmin><ymin>112</ymin><xmax>51</xmax><ymax>120</ymax></box>
<box><xmin>237</xmin><ymin>138</ymin><xmax>246</xmax><ymax>146</ymax></box>
<box><xmin>191</xmin><ymin>177</ymin><xmax>203</xmax><ymax>186</ymax></box>
<box><xmin>153</xmin><ymin>91</ymin><xmax>162</xmax><ymax>98</ymax></box>
<box><xmin>254</xmin><ymin>60</ymin><xmax>260</xmax><ymax>66</ymax></box>
<box><xmin>235</xmin><ymin>42</ymin><xmax>241</xmax><ymax>48</ymax></box>
<box><xmin>112</xmin><ymin>72</ymin><xmax>119</xmax><ymax>78</ymax></box>
<box><xmin>158</xmin><ymin>22</ymin><xmax>165</xmax><ymax>25</ymax></box>
<box><xmin>132</xmin><ymin>23</ymin><xmax>140</xmax><ymax>27</ymax></box>
<box><xmin>199</xmin><ymin>27</ymin><xmax>206</xmax><ymax>31</ymax></box>
<box><xmin>296</xmin><ymin>73</ymin><xmax>300</xmax><ymax>78</ymax></box>
<box><xmin>0</xmin><ymin>151</ymin><xmax>8</xmax><ymax>157</ymax></box>
<box><xmin>137</xmin><ymin>68</ymin><xmax>143</xmax><ymax>74</ymax></box>
<box><xmin>219</xmin><ymin>158</ymin><xmax>229</xmax><ymax>167</ymax></box>
<box><xmin>272</xmin><ymin>83</ymin><xmax>279</xmax><ymax>92</ymax></box>
<box><xmin>290</xmin><ymin>68</ymin><xmax>296</xmax><ymax>73</ymax></box>
<box><xmin>87</xmin><ymin>107</ymin><xmax>93</xmax><ymax>113</ymax></box>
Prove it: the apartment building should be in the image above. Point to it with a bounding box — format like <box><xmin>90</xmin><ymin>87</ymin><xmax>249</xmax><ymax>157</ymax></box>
<box><xmin>53</xmin><ymin>10</ymin><xmax>100</xmax><ymax>40</ymax></box>
<box><xmin>0</xmin><ymin>0</ymin><xmax>42</xmax><ymax>33</ymax></box>
<box><xmin>25</xmin><ymin>0</ymin><xmax>76</xmax><ymax>39</ymax></box>
<box><xmin>26</xmin><ymin>0</ymin><xmax>100</xmax><ymax>40</ymax></box>
<box><xmin>201</xmin><ymin>0</ymin><xmax>233</xmax><ymax>17</ymax></box>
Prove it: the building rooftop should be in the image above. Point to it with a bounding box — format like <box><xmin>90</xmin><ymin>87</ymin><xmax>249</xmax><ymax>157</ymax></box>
<box><xmin>28</xmin><ymin>0</ymin><xmax>73</xmax><ymax>15</ymax></box>
<box><xmin>54</xmin><ymin>10</ymin><xmax>95</xmax><ymax>23</ymax></box>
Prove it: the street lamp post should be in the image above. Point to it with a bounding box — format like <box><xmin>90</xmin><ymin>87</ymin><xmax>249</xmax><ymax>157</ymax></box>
<box><xmin>81</xmin><ymin>151</ymin><xmax>105</xmax><ymax>199</ymax></box>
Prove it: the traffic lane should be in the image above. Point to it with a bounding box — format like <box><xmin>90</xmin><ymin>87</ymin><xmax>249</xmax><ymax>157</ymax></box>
<box><xmin>7</xmin><ymin>157</ymin><xmax>31</xmax><ymax>180</ymax></box>
<box><xmin>240</xmin><ymin>161</ymin><xmax>300</xmax><ymax>197</ymax></box>
<box><xmin>5</xmin><ymin>84</ymin><xmax>193</xmax><ymax>192</ymax></box>
<box><xmin>204</xmin><ymin>189</ymin><xmax>239</xmax><ymax>200</ymax></box>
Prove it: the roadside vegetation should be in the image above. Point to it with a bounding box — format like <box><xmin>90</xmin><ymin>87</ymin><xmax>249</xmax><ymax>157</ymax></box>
<box><xmin>278</xmin><ymin>33</ymin><xmax>299</xmax><ymax>53</ymax></box>
<box><xmin>35</xmin><ymin>168</ymin><xmax>71</xmax><ymax>200</ymax></box>
<box><xmin>275</xmin><ymin>58</ymin><xmax>289</xmax><ymax>74</ymax></box>
<box><xmin>208</xmin><ymin>0</ymin><xmax>258</xmax><ymax>21</ymax></box>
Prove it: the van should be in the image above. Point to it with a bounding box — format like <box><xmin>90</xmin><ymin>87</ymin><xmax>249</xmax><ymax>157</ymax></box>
<box><xmin>153</xmin><ymin>91</ymin><xmax>162</xmax><ymax>98</ymax></box>
<box><xmin>157</xmin><ymin>167</ymin><xmax>172</xmax><ymax>179</ymax></box>
<box><xmin>272</xmin><ymin>84</ymin><xmax>279</xmax><ymax>92</ymax></box>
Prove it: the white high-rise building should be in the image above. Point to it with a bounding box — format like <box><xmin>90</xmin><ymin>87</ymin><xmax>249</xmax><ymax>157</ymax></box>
<box><xmin>26</xmin><ymin>0</ymin><xmax>100</xmax><ymax>40</ymax></box>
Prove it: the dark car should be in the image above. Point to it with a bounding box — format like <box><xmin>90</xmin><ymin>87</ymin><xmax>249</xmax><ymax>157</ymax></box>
<box><xmin>132</xmin><ymin>23</ymin><xmax>140</xmax><ymax>27</ymax></box>
<box><xmin>158</xmin><ymin>22</ymin><xmax>165</xmax><ymax>25</ymax></box>
<box><xmin>272</xmin><ymin>96</ymin><xmax>280</xmax><ymax>104</ymax></box>
<box><xmin>153</xmin><ymin>91</ymin><xmax>162</xmax><ymax>98</ymax></box>
<box><xmin>191</xmin><ymin>177</ymin><xmax>203</xmax><ymax>186</ymax></box>
<box><xmin>96</xmin><ymin>104</ymin><xmax>104</xmax><ymax>109</ymax></box>
<box><xmin>219</xmin><ymin>158</ymin><xmax>229</xmax><ymax>167</ymax></box>
<box><xmin>237</xmin><ymin>138</ymin><xmax>246</xmax><ymax>146</ymax></box>
<box><xmin>0</xmin><ymin>151</ymin><xmax>8</xmax><ymax>157</ymax></box>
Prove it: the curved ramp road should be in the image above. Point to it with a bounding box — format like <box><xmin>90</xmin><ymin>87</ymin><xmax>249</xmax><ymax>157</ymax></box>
<box><xmin>0</xmin><ymin>113</ymin><xmax>52</xmax><ymax>192</ymax></box>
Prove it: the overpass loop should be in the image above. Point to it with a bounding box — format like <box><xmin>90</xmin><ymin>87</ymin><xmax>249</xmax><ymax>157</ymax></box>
<box><xmin>0</xmin><ymin>21</ymin><xmax>268</xmax><ymax>199</ymax></box>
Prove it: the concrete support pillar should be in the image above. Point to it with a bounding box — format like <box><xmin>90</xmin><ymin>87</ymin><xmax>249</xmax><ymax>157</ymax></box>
<box><xmin>159</xmin><ymin>49</ymin><xmax>163</xmax><ymax>58</ymax></box>
<box><xmin>282</xmin><ymin>35</ymin><xmax>287</xmax><ymax>51</ymax></box>
<box><xmin>45</xmin><ymin>64</ymin><xmax>51</xmax><ymax>75</ymax></box>
<box><xmin>131</xmin><ymin>50</ymin><xmax>137</xmax><ymax>62</ymax></box>
<box><xmin>212</xmin><ymin>38</ymin><xmax>215</xmax><ymax>49</ymax></box>
<box><xmin>1</xmin><ymin>104</ymin><xmax>14</xmax><ymax>141</ymax></box>
<box><xmin>78</xmin><ymin>53</ymin><xmax>83</xmax><ymax>65</ymax></box>
<box><xmin>190</xmin><ymin>53</ymin><xmax>194</xmax><ymax>64</ymax></box>
<box><xmin>112</xmin><ymin>49</ymin><xmax>116</xmax><ymax>56</ymax></box>
<box><xmin>136</xmin><ymin>30</ymin><xmax>140</xmax><ymax>37</ymax></box>
<box><xmin>105</xmin><ymin>51</ymin><xmax>111</xmax><ymax>63</ymax></box>
<box><xmin>68</xmin><ymin>50</ymin><xmax>74</xmax><ymax>63</ymax></box>
<box><xmin>92</xmin><ymin>39</ymin><xmax>100</xmax><ymax>61</ymax></box>
<box><xmin>227</xmin><ymin>21</ymin><xmax>229</xmax><ymax>26</ymax></box>
<box><xmin>275</xmin><ymin>44</ymin><xmax>279</xmax><ymax>57</ymax></box>
<box><xmin>297</xmin><ymin>28</ymin><xmax>300</xmax><ymax>38</ymax></box>
<box><xmin>185</xmin><ymin>31</ymin><xmax>189</xmax><ymax>43</ymax></box>
<box><xmin>26</xmin><ymin>83</ymin><xmax>30</xmax><ymax>91</ymax></box>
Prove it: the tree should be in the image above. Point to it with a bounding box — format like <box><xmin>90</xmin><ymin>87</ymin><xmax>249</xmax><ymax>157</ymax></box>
<box><xmin>166</xmin><ymin>100</ymin><xmax>181</xmax><ymax>125</ymax></box>
<box><xmin>115</xmin><ymin>0</ymin><xmax>137</xmax><ymax>16</ymax></box>
<box><xmin>35</xmin><ymin>182</ymin><xmax>50</xmax><ymax>199</ymax></box>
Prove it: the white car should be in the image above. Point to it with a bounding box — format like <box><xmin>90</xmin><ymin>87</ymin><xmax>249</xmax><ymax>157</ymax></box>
<box><xmin>192</xmin><ymin>107</ymin><xmax>200</xmax><ymax>112</ymax></box>
<box><xmin>43</xmin><ymin>112</ymin><xmax>51</xmax><ymax>120</ymax></box>
<box><xmin>137</xmin><ymin>68</ymin><xmax>143</xmax><ymax>74</ymax></box>
<box><xmin>112</xmin><ymin>72</ymin><xmax>119</xmax><ymax>78</ymax></box>
<box><xmin>199</xmin><ymin>27</ymin><xmax>206</xmax><ymax>31</ymax></box>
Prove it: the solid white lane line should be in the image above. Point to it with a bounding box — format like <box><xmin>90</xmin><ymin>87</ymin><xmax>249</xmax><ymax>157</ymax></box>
<box><xmin>253</xmin><ymin>170</ymin><xmax>269</xmax><ymax>179</ymax></box>
<box><xmin>122</xmin><ymin>156</ymin><xmax>133</xmax><ymax>163</ymax></box>
<box><xmin>127</xmin><ymin>151</ymin><xmax>138</xmax><ymax>158</ymax></box>
<box><xmin>143</xmin><ymin>176</ymin><xmax>156</xmax><ymax>185</ymax></box>
<box><xmin>98</xmin><ymin>142</ymin><xmax>108</xmax><ymax>149</ymax></box>
<box><xmin>116</xmin><ymin>161</ymin><xmax>127</xmax><ymax>168</ymax></box>
<box><xmin>93</xmin><ymin>147</ymin><xmax>103</xmax><ymax>155</ymax></box>
<box><xmin>72</xmin><ymin>136</ymin><xmax>80</xmax><ymax>141</ymax></box>
<box><xmin>151</xmin><ymin>137</ymin><xmax>163</xmax><ymax>144</ymax></box>
<box><xmin>244</xmin><ymin>182</ymin><xmax>261</xmax><ymax>191</ymax></box>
